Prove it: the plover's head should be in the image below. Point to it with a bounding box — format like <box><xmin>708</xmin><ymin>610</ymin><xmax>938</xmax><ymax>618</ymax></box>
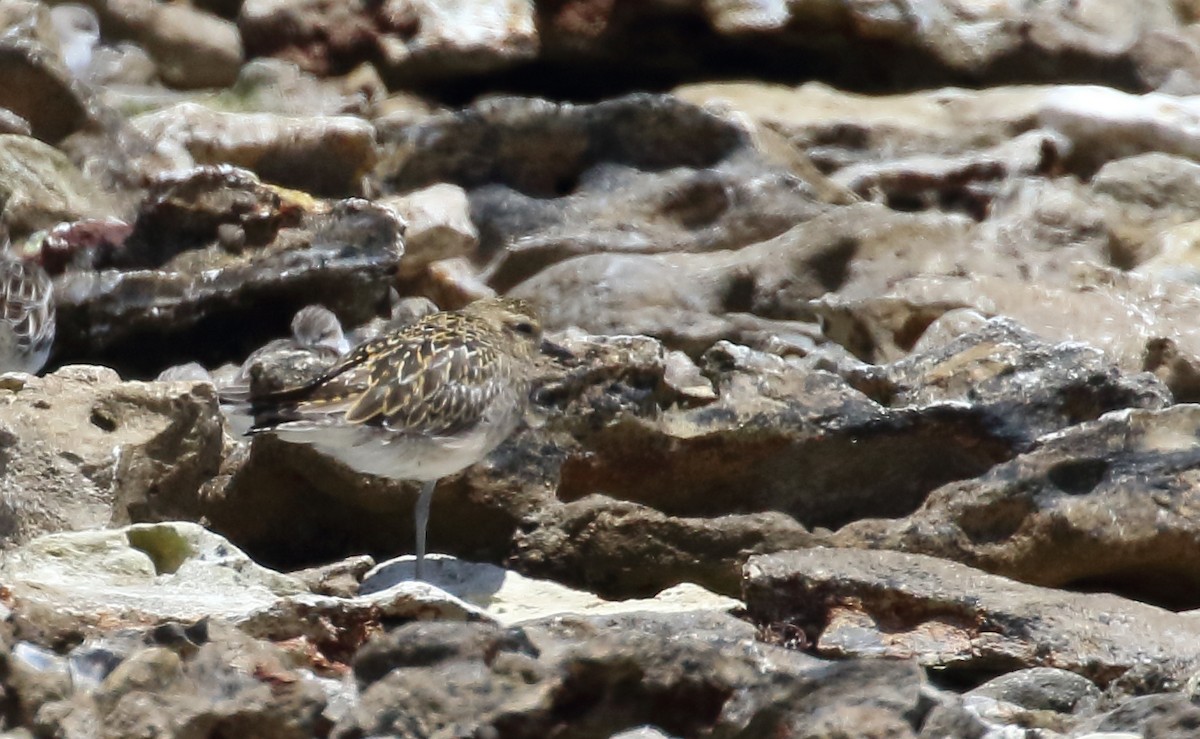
<box><xmin>462</xmin><ymin>297</ymin><xmax>543</xmax><ymax>359</ymax></box>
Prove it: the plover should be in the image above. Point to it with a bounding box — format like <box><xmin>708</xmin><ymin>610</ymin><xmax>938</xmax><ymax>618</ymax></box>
<box><xmin>0</xmin><ymin>252</ymin><xmax>55</xmax><ymax>375</ymax></box>
<box><xmin>247</xmin><ymin>297</ymin><xmax>546</xmax><ymax>580</ymax></box>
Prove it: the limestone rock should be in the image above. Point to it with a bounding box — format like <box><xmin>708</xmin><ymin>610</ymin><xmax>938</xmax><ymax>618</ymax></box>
<box><xmin>377</xmin><ymin>94</ymin><xmax>827</xmax><ymax>288</ymax></box>
<box><xmin>833</xmin><ymin>404</ymin><xmax>1200</xmax><ymax>609</ymax></box>
<box><xmin>0</xmin><ymin>367</ymin><xmax>223</xmax><ymax>547</ymax></box>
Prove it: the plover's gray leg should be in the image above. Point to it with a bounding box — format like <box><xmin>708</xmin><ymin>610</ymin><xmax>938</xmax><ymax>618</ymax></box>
<box><xmin>414</xmin><ymin>479</ymin><xmax>437</xmax><ymax>580</ymax></box>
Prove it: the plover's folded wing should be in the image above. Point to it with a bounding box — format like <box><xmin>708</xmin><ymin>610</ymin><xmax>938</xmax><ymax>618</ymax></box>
<box><xmin>346</xmin><ymin>335</ymin><xmax>502</xmax><ymax>438</ymax></box>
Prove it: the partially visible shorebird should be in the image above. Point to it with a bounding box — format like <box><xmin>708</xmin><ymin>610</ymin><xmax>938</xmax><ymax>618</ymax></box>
<box><xmin>233</xmin><ymin>304</ymin><xmax>349</xmax><ymax>395</ymax></box>
<box><xmin>0</xmin><ymin>252</ymin><xmax>55</xmax><ymax>375</ymax></box>
<box><xmin>49</xmin><ymin>3</ymin><xmax>101</xmax><ymax>80</ymax></box>
<box><xmin>290</xmin><ymin>304</ymin><xmax>351</xmax><ymax>356</ymax></box>
<box><xmin>246</xmin><ymin>297</ymin><xmax>547</xmax><ymax>580</ymax></box>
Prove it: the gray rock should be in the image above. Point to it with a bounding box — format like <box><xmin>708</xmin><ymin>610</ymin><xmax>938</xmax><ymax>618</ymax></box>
<box><xmin>67</xmin><ymin>633</ymin><xmax>144</xmax><ymax>694</ymax></box>
<box><xmin>967</xmin><ymin>667</ymin><xmax>1101</xmax><ymax>715</ymax></box>
<box><xmin>917</xmin><ymin>695</ymin><xmax>990</xmax><ymax>739</ymax></box>
<box><xmin>351</xmin><ymin>621</ymin><xmax>538</xmax><ymax>688</ymax></box>
<box><xmin>100</xmin><ymin>626</ymin><xmax>327</xmax><ymax>738</ymax></box>
<box><xmin>744</xmin><ymin>548</ymin><xmax>1200</xmax><ymax>686</ymax></box>
<box><xmin>1079</xmin><ymin>693</ymin><xmax>1200</xmax><ymax>737</ymax></box>
<box><xmin>288</xmin><ymin>554</ymin><xmax>374</xmax><ymax>599</ymax></box>
<box><xmin>377</xmin><ymin>94</ymin><xmax>826</xmax><ymax>286</ymax></box>
<box><xmin>830</xmin><ymin>129</ymin><xmax>1069</xmax><ymax>219</ymax></box>
<box><xmin>93</xmin><ymin>647</ymin><xmax>184</xmax><ymax>716</ymax></box>
<box><xmin>510</xmin><ymin>201</ymin><xmax>968</xmax><ymax>357</ymax></box>
<box><xmin>334</xmin><ymin>610</ymin><xmax>929</xmax><ymax>739</ymax></box>
<box><xmin>6</xmin><ymin>642</ymin><xmax>71</xmax><ymax>727</ymax></box>
<box><xmin>220</xmin><ymin>317</ymin><xmax>1165</xmax><ymax>599</ymax></box>
<box><xmin>874</xmin><ymin>318</ymin><xmax>1170</xmax><ymax>442</ymax></box>
<box><xmin>513</xmin><ymin>495</ymin><xmax>814</xmax><ymax>599</ymax></box>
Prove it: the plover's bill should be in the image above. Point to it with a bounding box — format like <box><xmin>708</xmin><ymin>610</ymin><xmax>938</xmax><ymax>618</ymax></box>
<box><xmin>247</xmin><ymin>297</ymin><xmax>546</xmax><ymax>580</ymax></box>
<box><xmin>0</xmin><ymin>253</ymin><xmax>55</xmax><ymax>375</ymax></box>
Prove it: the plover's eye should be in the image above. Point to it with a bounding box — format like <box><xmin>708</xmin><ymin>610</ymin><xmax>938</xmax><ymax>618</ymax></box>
<box><xmin>512</xmin><ymin>321</ymin><xmax>537</xmax><ymax>335</ymax></box>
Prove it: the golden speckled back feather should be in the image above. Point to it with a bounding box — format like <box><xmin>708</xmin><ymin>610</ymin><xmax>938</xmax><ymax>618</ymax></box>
<box><xmin>249</xmin><ymin>298</ymin><xmax>542</xmax><ymax>438</ymax></box>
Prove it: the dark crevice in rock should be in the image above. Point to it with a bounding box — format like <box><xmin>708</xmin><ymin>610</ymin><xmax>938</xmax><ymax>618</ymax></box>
<box><xmin>1046</xmin><ymin>458</ymin><xmax>1110</xmax><ymax>496</ymax></box>
<box><xmin>1064</xmin><ymin>567</ymin><xmax>1200</xmax><ymax>613</ymax></box>
<box><xmin>389</xmin><ymin>28</ymin><xmax>1146</xmax><ymax>109</ymax></box>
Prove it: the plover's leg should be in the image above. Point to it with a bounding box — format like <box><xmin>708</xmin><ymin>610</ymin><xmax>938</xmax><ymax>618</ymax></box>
<box><xmin>414</xmin><ymin>479</ymin><xmax>437</xmax><ymax>580</ymax></box>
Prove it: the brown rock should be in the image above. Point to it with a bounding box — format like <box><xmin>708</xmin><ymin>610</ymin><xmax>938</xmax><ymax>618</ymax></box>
<box><xmin>239</xmin><ymin>0</ymin><xmax>536</xmax><ymax>85</ymax></box>
<box><xmin>513</xmin><ymin>495</ymin><xmax>815</xmax><ymax>599</ymax></box>
<box><xmin>90</xmin><ymin>0</ymin><xmax>243</xmax><ymax>89</ymax></box>
<box><xmin>378</xmin><ymin>183</ymin><xmax>478</xmax><ymax>278</ymax></box>
<box><xmin>0</xmin><ymin>3</ymin><xmax>92</xmax><ymax>143</ymax></box>
<box><xmin>130</xmin><ymin>103</ymin><xmax>377</xmax><ymax>197</ymax></box>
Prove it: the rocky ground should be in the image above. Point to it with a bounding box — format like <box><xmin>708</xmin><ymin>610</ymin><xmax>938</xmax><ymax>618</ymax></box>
<box><xmin>5</xmin><ymin>0</ymin><xmax>1200</xmax><ymax>737</ymax></box>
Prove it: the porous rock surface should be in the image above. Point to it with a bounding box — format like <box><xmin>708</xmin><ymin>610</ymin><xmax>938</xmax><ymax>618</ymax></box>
<box><xmin>6</xmin><ymin>0</ymin><xmax>1200</xmax><ymax>736</ymax></box>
